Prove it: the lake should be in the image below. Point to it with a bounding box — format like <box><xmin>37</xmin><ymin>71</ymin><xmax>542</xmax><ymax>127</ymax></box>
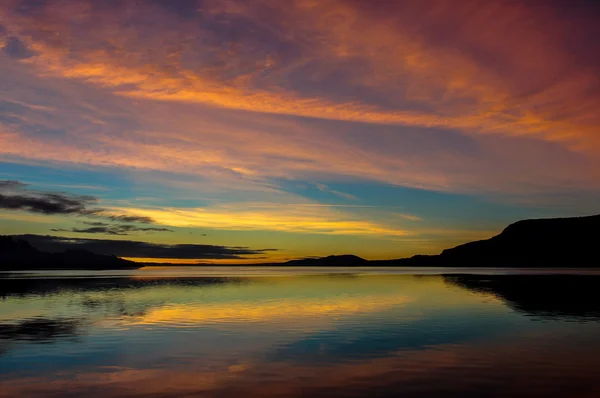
<box><xmin>1</xmin><ymin>267</ymin><xmax>600</xmax><ymax>397</ymax></box>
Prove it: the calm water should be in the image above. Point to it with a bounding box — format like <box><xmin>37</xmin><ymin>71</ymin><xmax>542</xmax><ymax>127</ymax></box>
<box><xmin>1</xmin><ymin>268</ymin><xmax>600</xmax><ymax>397</ymax></box>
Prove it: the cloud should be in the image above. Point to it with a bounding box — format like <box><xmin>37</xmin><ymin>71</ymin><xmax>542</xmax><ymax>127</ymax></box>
<box><xmin>81</xmin><ymin>221</ymin><xmax>109</xmax><ymax>226</ymax></box>
<box><xmin>0</xmin><ymin>0</ymin><xmax>597</xmax><ymax>200</ymax></box>
<box><xmin>315</xmin><ymin>183</ymin><xmax>358</xmax><ymax>201</ymax></box>
<box><xmin>3</xmin><ymin>87</ymin><xmax>595</xmax><ymax>197</ymax></box>
<box><xmin>1</xmin><ymin>36</ymin><xmax>37</xmax><ymax>60</ymax></box>
<box><xmin>18</xmin><ymin>234</ymin><xmax>276</xmax><ymax>260</ymax></box>
<box><xmin>0</xmin><ymin>0</ymin><xmax>598</xmax><ymax>247</ymax></box>
<box><xmin>0</xmin><ymin>180</ymin><xmax>153</xmax><ymax>223</ymax></box>
<box><xmin>0</xmin><ymin>190</ymin><xmax>96</xmax><ymax>215</ymax></box>
<box><xmin>115</xmin><ymin>202</ymin><xmax>410</xmax><ymax>237</ymax></box>
<box><xmin>51</xmin><ymin>222</ymin><xmax>173</xmax><ymax>235</ymax></box>
<box><xmin>102</xmin><ymin>214</ymin><xmax>155</xmax><ymax>223</ymax></box>
<box><xmin>0</xmin><ymin>180</ymin><xmax>27</xmax><ymax>189</ymax></box>
<box><xmin>393</xmin><ymin>213</ymin><xmax>422</xmax><ymax>222</ymax></box>
<box><xmin>1</xmin><ymin>0</ymin><xmax>598</xmax><ymax>151</ymax></box>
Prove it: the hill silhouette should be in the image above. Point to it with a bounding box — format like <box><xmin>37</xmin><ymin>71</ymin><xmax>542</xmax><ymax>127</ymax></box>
<box><xmin>282</xmin><ymin>254</ymin><xmax>368</xmax><ymax>266</ymax></box>
<box><xmin>0</xmin><ymin>236</ymin><xmax>139</xmax><ymax>270</ymax></box>
<box><xmin>375</xmin><ymin>214</ymin><xmax>600</xmax><ymax>267</ymax></box>
<box><xmin>3</xmin><ymin>215</ymin><xmax>600</xmax><ymax>269</ymax></box>
<box><xmin>271</xmin><ymin>215</ymin><xmax>600</xmax><ymax>267</ymax></box>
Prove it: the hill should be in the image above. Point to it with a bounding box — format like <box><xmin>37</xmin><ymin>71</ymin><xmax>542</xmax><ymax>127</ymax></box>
<box><xmin>3</xmin><ymin>215</ymin><xmax>600</xmax><ymax>269</ymax></box>
<box><xmin>376</xmin><ymin>215</ymin><xmax>600</xmax><ymax>267</ymax></box>
<box><xmin>0</xmin><ymin>236</ymin><xmax>140</xmax><ymax>270</ymax></box>
<box><xmin>281</xmin><ymin>254</ymin><xmax>368</xmax><ymax>266</ymax></box>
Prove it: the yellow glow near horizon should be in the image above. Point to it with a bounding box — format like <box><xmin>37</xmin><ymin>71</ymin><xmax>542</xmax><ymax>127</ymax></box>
<box><xmin>114</xmin><ymin>205</ymin><xmax>410</xmax><ymax>237</ymax></box>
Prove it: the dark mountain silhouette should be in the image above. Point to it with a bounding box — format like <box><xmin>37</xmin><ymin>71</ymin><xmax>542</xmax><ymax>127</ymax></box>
<box><xmin>258</xmin><ymin>215</ymin><xmax>600</xmax><ymax>267</ymax></box>
<box><xmin>375</xmin><ymin>214</ymin><xmax>600</xmax><ymax>267</ymax></box>
<box><xmin>158</xmin><ymin>254</ymin><xmax>370</xmax><ymax>267</ymax></box>
<box><xmin>0</xmin><ymin>236</ymin><xmax>139</xmax><ymax>270</ymax></box>
<box><xmin>3</xmin><ymin>215</ymin><xmax>600</xmax><ymax>269</ymax></box>
<box><xmin>282</xmin><ymin>254</ymin><xmax>368</xmax><ymax>266</ymax></box>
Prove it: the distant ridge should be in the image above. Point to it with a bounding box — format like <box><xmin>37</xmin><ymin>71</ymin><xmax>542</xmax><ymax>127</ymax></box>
<box><xmin>0</xmin><ymin>236</ymin><xmax>140</xmax><ymax>270</ymax></box>
<box><xmin>282</xmin><ymin>254</ymin><xmax>368</xmax><ymax>266</ymax></box>
<box><xmin>375</xmin><ymin>214</ymin><xmax>600</xmax><ymax>267</ymax></box>
<box><xmin>248</xmin><ymin>215</ymin><xmax>600</xmax><ymax>268</ymax></box>
<box><xmin>3</xmin><ymin>215</ymin><xmax>600</xmax><ymax>269</ymax></box>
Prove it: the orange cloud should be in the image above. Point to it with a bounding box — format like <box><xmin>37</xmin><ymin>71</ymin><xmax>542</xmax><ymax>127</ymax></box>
<box><xmin>1</xmin><ymin>0</ymin><xmax>599</xmax><ymax>208</ymax></box>
<box><xmin>111</xmin><ymin>203</ymin><xmax>410</xmax><ymax>236</ymax></box>
<box><xmin>2</xmin><ymin>0</ymin><xmax>598</xmax><ymax>151</ymax></box>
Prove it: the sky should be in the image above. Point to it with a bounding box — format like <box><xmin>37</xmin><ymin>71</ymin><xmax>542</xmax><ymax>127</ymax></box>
<box><xmin>1</xmin><ymin>0</ymin><xmax>600</xmax><ymax>263</ymax></box>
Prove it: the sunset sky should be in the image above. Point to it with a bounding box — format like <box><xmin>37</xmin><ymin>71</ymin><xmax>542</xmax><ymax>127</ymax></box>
<box><xmin>1</xmin><ymin>0</ymin><xmax>599</xmax><ymax>263</ymax></box>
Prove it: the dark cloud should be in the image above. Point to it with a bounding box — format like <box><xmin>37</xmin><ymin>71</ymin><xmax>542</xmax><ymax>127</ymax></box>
<box><xmin>2</xmin><ymin>36</ymin><xmax>38</xmax><ymax>60</ymax></box>
<box><xmin>0</xmin><ymin>180</ymin><xmax>153</xmax><ymax>224</ymax></box>
<box><xmin>18</xmin><ymin>234</ymin><xmax>277</xmax><ymax>260</ymax></box>
<box><xmin>0</xmin><ymin>180</ymin><xmax>28</xmax><ymax>189</ymax></box>
<box><xmin>0</xmin><ymin>192</ymin><xmax>96</xmax><ymax>215</ymax></box>
<box><xmin>103</xmin><ymin>214</ymin><xmax>154</xmax><ymax>223</ymax></box>
<box><xmin>51</xmin><ymin>224</ymin><xmax>173</xmax><ymax>235</ymax></box>
<box><xmin>81</xmin><ymin>221</ymin><xmax>110</xmax><ymax>227</ymax></box>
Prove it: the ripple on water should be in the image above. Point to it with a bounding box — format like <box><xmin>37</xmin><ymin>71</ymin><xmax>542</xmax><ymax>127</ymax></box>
<box><xmin>2</xmin><ymin>273</ymin><xmax>600</xmax><ymax>397</ymax></box>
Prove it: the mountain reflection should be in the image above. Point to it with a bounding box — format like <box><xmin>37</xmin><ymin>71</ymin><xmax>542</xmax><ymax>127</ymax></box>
<box><xmin>0</xmin><ymin>276</ymin><xmax>244</xmax><ymax>351</ymax></box>
<box><xmin>2</xmin><ymin>273</ymin><xmax>600</xmax><ymax>398</ymax></box>
<box><xmin>0</xmin><ymin>276</ymin><xmax>241</xmax><ymax>298</ymax></box>
<box><xmin>0</xmin><ymin>317</ymin><xmax>81</xmax><ymax>342</ymax></box>
<box><xmin>444</xmin><ymin>274</ymin><xmax>600</xmax><ymax>321</ymax></box>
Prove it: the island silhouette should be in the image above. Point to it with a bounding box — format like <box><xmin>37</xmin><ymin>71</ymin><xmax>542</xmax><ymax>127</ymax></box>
<box><xmin>2</xmin><ymin>214</ymin><xmax>600</xmax><ymax>269</ymax></box>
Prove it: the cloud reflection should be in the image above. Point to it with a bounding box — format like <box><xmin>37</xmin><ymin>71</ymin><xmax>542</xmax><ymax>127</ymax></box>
<box><xmin>2</xmin><ymin>331</ymin><xmax>600</xmax><ymax>398</ymax></box>
<box><xmin>2</xmin><ymin>274</ymin><xmax>600</xmax><ymax>397</ymax></box>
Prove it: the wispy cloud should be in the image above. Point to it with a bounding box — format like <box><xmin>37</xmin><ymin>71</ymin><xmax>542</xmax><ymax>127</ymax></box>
<box><xmin>0</xmin><ymin>179</ymin><xmax>153</xmax><ymax>223</ymax></box>
<box><xmin>315</xmin><ymin>183</ymin><xmax>359</xmax><ymax>201</ymax></box>
<box><xmin>51</xmin><ymin>221</ymin><xmax>173</xmax><ymax>236</ymax></box>
<box><xmin>0</xmin><ymin>0</ymin><xmax>598</xmax><ymax>198</ymax></box>
<box><xmin>115</xmin><ymin>202</ymin><xmax>410</xmax><ymax>237</ymax></box>
<box><xmin>393</xmin><ymin>213</ymin><xmax>423</xmax><ymax>222</ymax></box>
<box><xmin>0</xmin><ymin>0</ymin><xmax>599</xmax><ymax>259</ymax></box>
<box><xmin>2</xmin><ymin>0</ymin><xmax>598</xmax><ymax>150</ymax></box>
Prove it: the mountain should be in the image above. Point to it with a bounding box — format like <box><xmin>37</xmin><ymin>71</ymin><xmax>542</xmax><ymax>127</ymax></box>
<box><xmin>285</xmin><ymin>215</ymin><xmax>600</xmax><ymax>267</ymax></box>
<box><xmin>282</xmin><ymin>254</ymin><xmax>368</xmax><ymax>266</ymax></box>
<box><xmin>3</xmin><ymin>215</ymin><xmax>600</xmax><ymax>269</ymax></box>
<box><xmin>376</xmin><ymin>214</ymin><xmax>600</xmax><ymax>267</ymax></box>
<box><xmin>0</xmin><ymin>236</ymin><xmax>140</xmax><ymax>270</ymax></box>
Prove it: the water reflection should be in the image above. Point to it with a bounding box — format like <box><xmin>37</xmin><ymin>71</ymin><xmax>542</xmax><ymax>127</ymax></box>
<box><xmin>0</xmin><ymin>317</ymin><xmax>81</xmax><ymax>342</ymax></box>
<box><xmin>1</xmin><ymin>273</ymin><xmax>600</xmax><ymax>397</ymax></box>
<box><xmin>444</xmin><ymin>274</ymin><xmax>600</xmax><ymax>320</ymax></box>
<box><xmin>0</xmin><ymin>276</ymin><xmax>240</xmax><ymax>298</ymax></box>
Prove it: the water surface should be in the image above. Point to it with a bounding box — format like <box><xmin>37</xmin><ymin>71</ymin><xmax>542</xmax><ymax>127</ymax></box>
<box><xmin>1</xmin><ymin>268</ymin><xmax>600</xmax><ymax>397</ymax></box>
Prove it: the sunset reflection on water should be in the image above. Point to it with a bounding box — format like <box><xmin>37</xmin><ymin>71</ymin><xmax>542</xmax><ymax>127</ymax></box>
<box><xmin>1</xmin><ymin>271</ymin><xmax>600</xmax><ymax>397</ymax></box>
